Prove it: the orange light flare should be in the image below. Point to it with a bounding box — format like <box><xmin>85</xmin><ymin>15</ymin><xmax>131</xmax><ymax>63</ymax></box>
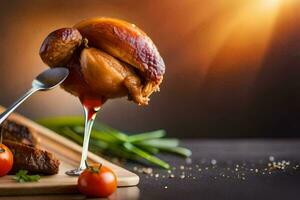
<box><xmin>181</xmin><ymin>0</ymin><xmax>291</xmax><ymax>78</ymax></box>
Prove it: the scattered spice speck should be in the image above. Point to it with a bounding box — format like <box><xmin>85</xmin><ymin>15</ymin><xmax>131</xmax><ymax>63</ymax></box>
<box><xmin>185</xmin><ymin>157</ymin><xmax>192</xmax><ymax>164</ymax></box>
<box><xmin>131</xmin><ymin>157</ymin><xmax>299</xmax><ymax>183</ymax></box>
<box><xmin>142</xmin><ymin>168</ymin><xmax>153</xmax><ymax>175</ymax></box>
<box><xmin>211</xmin><ymin>159</ymin><xmax>217</xmax><ymax>165</ymax></box>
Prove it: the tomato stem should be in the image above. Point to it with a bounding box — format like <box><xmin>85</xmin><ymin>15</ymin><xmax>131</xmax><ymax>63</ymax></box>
<box><xmin>85</xmin><ymin>160</ymin><xmax>89</xmax><ymax>169</ymax></box>
<box><xmin>98</xmin><ymin>163</ymin><xmax>102</xmax><ymax>171</ymax></box>
<box><xmin>85</xmin><ymin>160</ymin><xmax>103</xmax><ymax>173</ymax></box>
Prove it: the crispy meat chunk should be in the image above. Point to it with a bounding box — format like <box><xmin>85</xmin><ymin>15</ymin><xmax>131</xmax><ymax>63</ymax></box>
<box><xmin>4</xmin><ymin>140</ymin><xmax>60</xmax><ymax>175</ymax></box>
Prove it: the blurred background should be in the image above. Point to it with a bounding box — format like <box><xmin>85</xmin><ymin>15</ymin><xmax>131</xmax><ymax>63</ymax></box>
<box><xmin>0</xmin><ymin>0</ymin><xmax>300</xmax><ymax>138</ymax></box>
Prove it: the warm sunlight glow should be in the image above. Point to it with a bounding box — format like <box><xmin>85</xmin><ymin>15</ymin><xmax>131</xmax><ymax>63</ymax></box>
<box><xmin>261</xmin><ymin>0</ymin><xmax>280</xmax><ymax>10</ymax></box>
<box><xmin>186</xmin><ymin>0</ymin><xmax>287</xmax><ymax>78</ymax></box>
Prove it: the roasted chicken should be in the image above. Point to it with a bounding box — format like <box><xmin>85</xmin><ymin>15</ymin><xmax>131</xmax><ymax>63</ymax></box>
<box><xmin>39</xmin><ymin>17</ymin><xmax>165</xmax><ymax>105</ymax></box>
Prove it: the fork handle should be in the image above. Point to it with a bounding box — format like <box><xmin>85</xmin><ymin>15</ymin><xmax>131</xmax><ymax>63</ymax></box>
<box><xmin>0</xmin><ymin>87</ymin><xmax>39</xmax><ymax>125</ymax></box>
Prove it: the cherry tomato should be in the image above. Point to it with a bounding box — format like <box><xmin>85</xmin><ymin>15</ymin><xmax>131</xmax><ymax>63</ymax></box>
<box><xmin>77</xmin><ymin>163</ymin><xmax>117</xmax><ymax>197</ymax></box>
<box><xmin>0</xmin><ymin>143</ymin><xmax>13</xmax><ymax>177</ymax></box>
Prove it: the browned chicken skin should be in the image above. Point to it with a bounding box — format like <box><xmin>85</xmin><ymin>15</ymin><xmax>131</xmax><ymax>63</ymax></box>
<box><xmin>39</xmin><ymin>17</ymin><xmax>165</xmax><ymax>105</ymax></box>
<box><xmin>40</xmin><ymin>28</ymin><xmax>82</xmax><ymax>67</ymax></box>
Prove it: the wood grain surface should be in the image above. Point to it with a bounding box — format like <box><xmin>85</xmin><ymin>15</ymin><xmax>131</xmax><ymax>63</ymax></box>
<box><xmin>0</xmin><ymin>106</ymin><xmax>139</xmax><ymax>196</ymax></box>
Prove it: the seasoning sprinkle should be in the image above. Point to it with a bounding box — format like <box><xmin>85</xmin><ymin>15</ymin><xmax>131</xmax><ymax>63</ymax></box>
<box><xmin>142</xmin><ymin>168</ymin><xmax>153</xmax><ymax>175</ymax></box>
<box><xmin>132</xmin><ymin>158</ymin><xmax>299</xmax><ymax>183</ymax></box>
<box><xmin>269</xmin><ymin>156</ymin><xmax>275</xmax><ymax>162</ymax></box>
<box><xmin>185</xmin><ymin>157</ymin><xmax>192</xmax><ymax>164</ymax></box>
<box><xmin>211</xmin><ymin>159</ymin><xmax>217</xmax><ymax>165</ymax></box>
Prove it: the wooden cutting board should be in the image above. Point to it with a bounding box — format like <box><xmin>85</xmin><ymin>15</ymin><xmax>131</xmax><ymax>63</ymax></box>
<box><xmin>0</xmin><ymin>106</ymin><xmax>139</xmax><ymax>196</ymax></box>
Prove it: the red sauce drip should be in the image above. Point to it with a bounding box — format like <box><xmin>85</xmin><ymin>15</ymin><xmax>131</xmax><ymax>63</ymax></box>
<box><xmin>60</xmin><ymin>55</ymin><xmax>107</xmax><ymax>120</ymax></box>
<box><xmin>80</xmin><ymin>96</ymin><xmax>106</xmax><ymax>120</ymax></box>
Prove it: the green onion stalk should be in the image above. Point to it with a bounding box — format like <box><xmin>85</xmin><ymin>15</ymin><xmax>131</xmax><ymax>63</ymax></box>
<box><xmin>37</xmin><ymin>116</ymin><xmax>192</xmax><ymax>169</ymax></box>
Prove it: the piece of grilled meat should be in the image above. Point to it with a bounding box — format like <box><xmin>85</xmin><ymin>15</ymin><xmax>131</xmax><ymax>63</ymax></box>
<box><xmin>0</xmin><ymin>120</ymin><xmax>37</xmax><ymax>146</ymax></box>
<box><xmin>3</xmin><ymin>140</ymin><xmax>60</xmax><ymax>175</ymax></box>
<box><xmin>1</xmin><ymin>120</ymin><xmax>60</xmax><ymax>175</ymax></box>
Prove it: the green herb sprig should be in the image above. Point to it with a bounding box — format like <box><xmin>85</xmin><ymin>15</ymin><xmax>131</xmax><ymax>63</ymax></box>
<box><xmin>37</xmin><ymin>116</ymin><xmax>192</xmax><ymax>169</ymax></box>
<box><xmin>13</xmin><ymin>170</ymin><xmax>40</xmax><ymax>183</ymax></box>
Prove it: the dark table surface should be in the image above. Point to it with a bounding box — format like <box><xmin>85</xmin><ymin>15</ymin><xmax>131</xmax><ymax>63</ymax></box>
<box><xmin>133</xmin><ymin>139</ymin><xmax>300</xmax><ymax>200</ymax></box>
<box><xmin>2</xmin><ymin>139</ymin><xmax>300</xmax><ymax>200</ymax></box>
